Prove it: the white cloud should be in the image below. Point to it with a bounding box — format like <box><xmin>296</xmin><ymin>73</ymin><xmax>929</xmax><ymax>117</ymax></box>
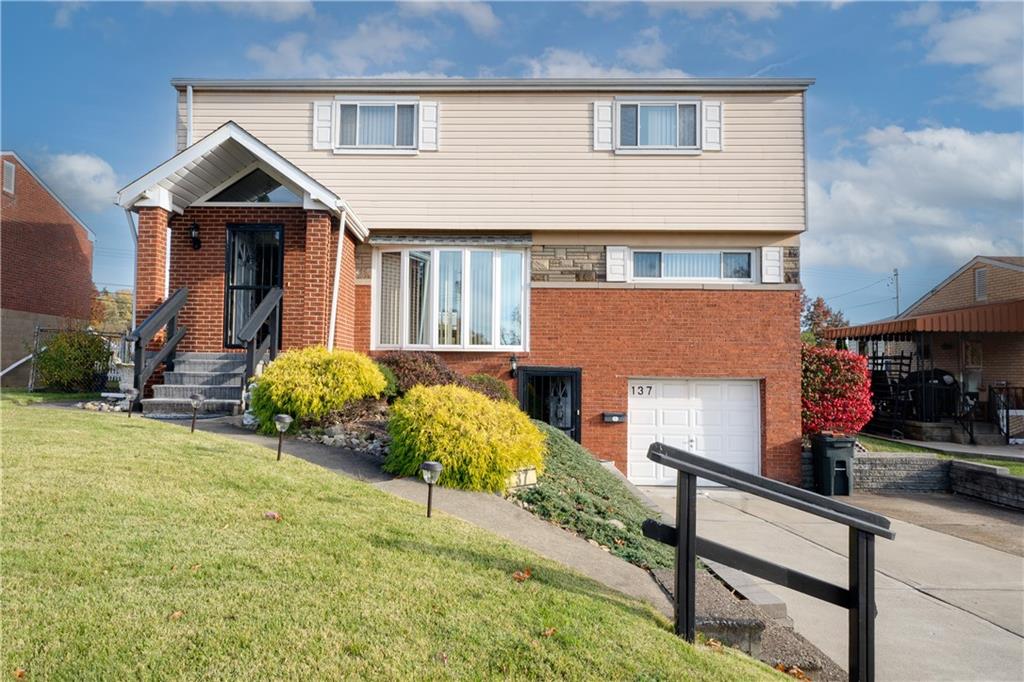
<box><xmin>894</xmin><ymin>2</ymin><xmax>940</xmax><ymax>28</ymax></box>
<box><xmin>39</xmin><ymin>153</ymin><xmax>119</xmax><ymax>214</ymax></box>
<box><xmin>649</xmin><ymin>2</ymin><xmax>784</xmax><ymax>22</ymax></box>
<box><xmin>579</xmin><ymin>2</ymin><xmax>628</xmax><ymax>21</ymax></box>
<box><xmin>53</xmin><ymin>2</ymin><xmax>85</xmax><ymax>28</ymax></box>
<box><xmin>401</xmin><ymin>1</ymin><xmax>500</xmax><ymax>37</ymax></box>
<box><xmin>218</xmin><ymin>1</ymin><xmax>314</xmax><ymax>22</ymax></box>
<box><xmin>705</xmin><ymin>22</ymin><xmax>775</xmax><ymax>61</ymax></box>
<box><xmin>518</xmin><ymin>47</ymin><xmax>689</xmax><ymax>78</ymax></box>
<box><xmin>911</xmin><ymin>2</ymin><xmax>1023</xmax><ymax>108</ymax></box>
<box><xmin>806</xmin><ymin>126</ymin><xmax>1024</xmax><ymax>271</ymax></box>
<box><xmin>617</xmin><ymin>27</ymin><xmax>670</xmax><ymax>69</ymax></box>
<box><xmin>246</xmin><ymin>33</ymin><xmax>331</xmax><ymax>77</ymax></box>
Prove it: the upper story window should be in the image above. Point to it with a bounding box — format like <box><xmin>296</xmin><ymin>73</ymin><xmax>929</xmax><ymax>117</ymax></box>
<box><xmin>632</xmin><ymin>249</ymin><xmax>754</xmax><ymax>281</ymax></box>
<box><xmin>618</xmin><ymin>102</ymin><xmax>699</xmax><ymax>150</ymax></box>
<box><xmin>975</xmin><ymin>268</ymin><xmax>988</xmax><ymax>301</ymax></box>
<box><xmin>2</xmin><ymin>160</ymin><xmax>15</xmax><ymax>195</ymax></box>
<box><xmin>338</xmin><ymin>102</ymin><xmax>417</xmax><ymax>149</ymax></box>
<box><xmin>374</xmin><ymin>247</ymin><xmax>528</xmax><ymax>351</ymax></box>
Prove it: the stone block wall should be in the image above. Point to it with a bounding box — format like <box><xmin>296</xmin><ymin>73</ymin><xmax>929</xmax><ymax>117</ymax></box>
<box><xmin>530</xmin><ymin>245</ymin><xmax>606</xmax><ymax>282</ymax></box>
<box><xmin>800</xmin><ymin>451</ymin><xmax>951</xmax><ymax>492</ymax></box>
<box><xmin>783</xmin><ymin>246</ymin><xmax>800</xmax><ymax>284</ymax></box>
<box><xmin>950</xmin><ymin>461</ymin><xmax>1024</xmax><ymax>511</ymax></box>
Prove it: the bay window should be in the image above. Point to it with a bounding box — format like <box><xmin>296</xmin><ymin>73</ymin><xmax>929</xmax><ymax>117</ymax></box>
<box><xmin>631</xmin><ymin>250</ymin><xmax>754</xmax><ymax>281</ymax></box>
<box><xmin>374</xmin><ymin>247</ymin><xmax>528</xmax><ymax>350</ymax></box>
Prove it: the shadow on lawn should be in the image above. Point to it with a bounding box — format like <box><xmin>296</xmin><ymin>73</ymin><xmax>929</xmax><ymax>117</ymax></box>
<box><xmin>366</xmin><ymin>532</ymin><xmax>668</xmax><ymax>626</ymax></box>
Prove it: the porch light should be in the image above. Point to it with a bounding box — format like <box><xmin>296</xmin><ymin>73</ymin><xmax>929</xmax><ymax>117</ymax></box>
<box><xmin>189</xmin><ymin>222</ymin><xmax>201</xmax><ymax>250</ymax></box>
<box><xmin>509</xmin><ymin>354</ymin><xmax>518</xmax><ymax>378</ymax></box>
<box><xmin>189</xmin><ymin>393</ymin><xmax>204</xmax><ymax>433</ymax></box>
<box><xmin>420</xmin><ymin>461</ymin><xmax>442</xmax><ymax>517</ymax></box>
<box><xmin>273</xmin><ymin>414</ymin><xmax>293</xmax><ymax>461</ymax></box>
<box><xmin>125</xmin><ymin>387</ymin><xmax>139</xmax><ymax>418</ymax></box>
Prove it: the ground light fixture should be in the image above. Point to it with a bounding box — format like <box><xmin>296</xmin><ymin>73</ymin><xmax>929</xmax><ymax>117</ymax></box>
<box><xmin>419</xmin><ymin>461</ymin><xmax>442</xmax><ymax>517</ymax></box>
<box><xmin>125</xmin><ymin>388</ymin><xmax>139</xmax><ymax>418</ymax></box>
<box><xmin>189</xmin><ymin>393</ymin><xmax>204</xmax><ymax>433</ymax></box>
<box><xmin>273</xmin><ymin>414</ymin><xmax>293</xmax><ymax>461</ymax></box>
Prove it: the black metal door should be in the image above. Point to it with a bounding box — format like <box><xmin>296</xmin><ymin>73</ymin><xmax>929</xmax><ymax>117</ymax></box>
<box><xmin>518</xmin><ymin>367</ymin><xmax>582</xmax><ymax>443</ymax></box>
<box><xmin>224</xmin><ymin>224</ymin><xmax>283</xmax><ymax>348</ymax></box>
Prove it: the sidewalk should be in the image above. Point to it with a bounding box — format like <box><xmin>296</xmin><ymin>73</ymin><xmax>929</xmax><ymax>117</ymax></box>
<box><xmin>641</xmin><ymin>486</ymin><xmax>1024</xmax><ymax>681</ymax></box>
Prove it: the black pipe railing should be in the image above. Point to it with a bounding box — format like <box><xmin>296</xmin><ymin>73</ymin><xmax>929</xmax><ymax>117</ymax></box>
<box><xmin>236</xmin><ymin>286</ymin><xmax>282</xmax><ymax>385</ymax></box>
<box><xmin>990</xmin><ymin>385</ymin><xmax>1024</xmax><ymax>445</ymax></box>
<box><xmin>640</xmin><ymin>441</ymin><xmax>894</xmax><ymax>682</ymax></box>
<box><xmin>127</xmin><ymin>287</ymin><xmax>188</xmax><ymax>412</ymax></box>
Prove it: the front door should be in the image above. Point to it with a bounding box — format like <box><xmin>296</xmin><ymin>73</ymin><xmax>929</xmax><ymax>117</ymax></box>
<box><xmin>224</xmin><ymin>224</ymin><xmax>283</xmax><ymax>348</ymax></box>
<box><xmin>519</xmin><ymin>367</ymin><xmax>582</xmax><ymax>443</ymax></box>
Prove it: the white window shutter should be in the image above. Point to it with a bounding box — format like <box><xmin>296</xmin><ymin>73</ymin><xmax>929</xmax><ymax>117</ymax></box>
<box><xmin>761</xmin><ymin>247</ymin><xmax>783</xmax><ymax>283</ymax></box>
<box><xmin>593</xmin><ymin>101</ymin><xmax>613</xmax><ymax>151</ymax></box>
<box><xmin>312</xmin><ymin>101</ymin><xmax>334</xmax><ymax>150</ymax></box>
<box><xmin>419</xmin><ymin>101</ymin><xmax>438</xmax><ymax>151</ymax></box>
<box><xmin>702</xmin><ymin>100</ymin><xmax>723</xmax><ymax>151</ymax></box>
<box><xmin>606</xmin><ymin>246</ymin><xmax>628</xmax><ymax>282</ymax></box>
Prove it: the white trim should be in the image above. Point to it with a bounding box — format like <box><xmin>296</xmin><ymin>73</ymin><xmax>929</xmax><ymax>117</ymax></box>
<box><xmin>191</xmin><ymin>160</ymin><xmax>307</xmax><ymax>206</ymax></box>
<box><xmin>186</xmin><ymin>85</ymin><xmax>193</xmax><ymax>147</ymax></box>
<box><xmin>628</xmin><ymin>248</ymin><xmax>757</xmax><ymax>283</ymax></box>
<box><xmin>0</xmin><ymin>151</ymin><xmax>96</xmax><ymax>241</ymax></box>
<box><xmin>327</xmin><ymin>209</ymin><xmax>347</xmax><ymax>351</ymax></box>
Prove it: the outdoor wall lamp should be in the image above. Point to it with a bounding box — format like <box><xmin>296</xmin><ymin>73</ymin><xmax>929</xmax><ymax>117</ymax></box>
<box><xmin>420</xmin><ymin>461</ymin><xmax>442</xmax><ymax>517</ymax></box>
<box><xmin>273</xmin><ymin>414</ymin><xmax>293</xmax><ymax>461</ymax></box>
<box><xmin>189</xmin><ymin>222</ymin><xmax>202</xmax><ymax>250</ymax></box>
<box><xmin>125</xmin><ymin>387</ymin><xmax>139</xmax><ymax>418</ymax></box>
<box><xmin>189</xmin><ymin>393</ymin><xmax>205</xmax><ymax>433</ymax></box>
<box><xmin>509</xmin><ymin>354</ymin><xmax>518</xmax><ymax>378</ymax></box>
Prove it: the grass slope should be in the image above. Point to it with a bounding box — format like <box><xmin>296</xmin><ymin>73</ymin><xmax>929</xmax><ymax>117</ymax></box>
<box><xmin>1</xmin><ymin>403</ymin><xmax>777</xmax><ymax>680</ymax></box>
<box><xmin>514</xmin><ymin>422</ymin><xmax>674</xmax><ymax>569</ymax></box>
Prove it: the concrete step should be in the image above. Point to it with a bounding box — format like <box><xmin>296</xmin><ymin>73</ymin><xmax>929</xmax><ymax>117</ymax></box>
<box><xmin>171</xmin><ymin>352</ymin><xmax>245</xmax><ymax>362</ymax></box>
<box><xmin>141</xmin><ymin>398</ymin><xmax>240</xmax><ymax>417</ymax></box>
<box><xmin>163</xmin><ymin>371</ymin><xmax>244</xmax><ymax>387</ymax></box>
<box><xmin>152</xmin><ymin>384</ymin><xmax>244</xmax><ymax>401</ymax></box>
<box><xmin>171</xmin><ymin>359</ymin><xmax>246</xmax><ymax>373</ymax></box>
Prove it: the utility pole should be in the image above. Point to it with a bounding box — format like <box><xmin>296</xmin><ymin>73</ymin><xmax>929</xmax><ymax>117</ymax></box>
<box><xmin>893</xmin><ymin>268</ymin><xmax>900</xmax><ymax>316</ymax></box>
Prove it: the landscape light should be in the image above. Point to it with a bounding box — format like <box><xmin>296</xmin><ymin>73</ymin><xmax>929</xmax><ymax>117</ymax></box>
<box><xmin>420</xmin><ymin>461</ymin><xmax>443</xmax><ymax>517</ymax></box>
<box><xmin>189</xmin><ymin>393</ymin><xmax>204</xmax><ymax>433</ymax></box>
<box><xmin>125</xmin><ymin>388</ymin><xmax>139</xmax><ymax>418</ymax></box>
<box><xmin>273</xmin><ymin>414</ymin><xmax>293</xmax><ymax>461</ymax></box>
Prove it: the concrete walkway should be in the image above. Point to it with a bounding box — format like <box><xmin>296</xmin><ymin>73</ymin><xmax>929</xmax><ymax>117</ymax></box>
<box><xmin>191</xmin><ymin>419</ymin><xmax>673</xmax><ymax>617</ymax></box>
<box><xmin>641</xmin><ymin>486</ymin><xmax>1024</xmax><ymax>681</ymax></box>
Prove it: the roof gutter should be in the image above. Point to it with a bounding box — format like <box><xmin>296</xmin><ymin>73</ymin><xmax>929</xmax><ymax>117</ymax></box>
<box><xmin>124</xmin><ymin>208</ymin><xmax>139</xmax><ymax>328</ymax></box>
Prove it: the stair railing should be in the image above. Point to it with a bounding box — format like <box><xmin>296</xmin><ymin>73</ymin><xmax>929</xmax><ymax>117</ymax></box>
<box><xmin>127</xmin><ymin>287</ymin><xmax>189</xmax><ymax>413</ymax></box>
<box><xmin>236</xmin><ymin>287</ymin><xmax>283</xmax><ymax>387</ymax></box>
<box><xmin>641</xmin><ymin>441</ymin><xmax>894</xmax><ymax>682</ymax></box>
<box><xmin>990</xmin><ymin>385</ymin><xmax>1024</xmax><ymax>445</ymax></box>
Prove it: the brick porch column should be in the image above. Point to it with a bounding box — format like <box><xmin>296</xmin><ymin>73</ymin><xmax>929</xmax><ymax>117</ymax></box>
<box><xmin>300</xmin><ymin>210</ymin><xmax>333</xmax><ymax>347</ymax></box>
<box><xmin>135</xmin><ymin>206</ymin><xmax>170</xmax><ymax>326</ymax></box>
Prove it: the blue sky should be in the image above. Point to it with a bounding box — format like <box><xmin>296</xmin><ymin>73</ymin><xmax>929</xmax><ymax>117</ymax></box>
<box><xmin>2</xmin><ymin>1</ymin><xmax>1022</xmax><ymax>322</ymax></box>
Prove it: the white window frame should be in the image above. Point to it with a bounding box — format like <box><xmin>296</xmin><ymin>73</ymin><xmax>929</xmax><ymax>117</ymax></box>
<box><xmin>615</xmin><ymin>98</ymin><xmax>702</xmax><ymax>155</ymax></box>
<box><xmin>334</xmin><ymin>97</ymin><xmax>418</xmax><ymax>154</ymax></box>
<box><xmin>628</xmin><ymin>248</ymin><xmax>757</xmax><ymax>283</ymax></box>
<box><xmin>2</xmin><ymin>160</ymin><xmax>15</xmax><ymax>195</ymax></box>
<box><xmin>371</xmin><ymin>246</ymin><xmax>530</xmax><ymax>352</ymax></box>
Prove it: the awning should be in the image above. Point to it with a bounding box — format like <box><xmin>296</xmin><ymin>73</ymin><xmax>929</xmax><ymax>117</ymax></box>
<box><xmin>825</xmin><ymin>299</ymin><xmax>1024</xmax><ymax>339</ymax></box>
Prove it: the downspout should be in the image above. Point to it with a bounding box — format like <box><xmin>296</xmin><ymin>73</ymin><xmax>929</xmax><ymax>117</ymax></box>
<box><xmin>327</xmin><ymin>208</ymin><xmax>347</xmax><ymax>351</ymax></box>
<box><xmin>186</xmin><ymin>85</ymin><xmax>194</xmax><ymax>146</ymax></box>
<box><xmin>124</xmin><ymin>208</ymin><xmax>139</xmax><ymax>328</ymax></box>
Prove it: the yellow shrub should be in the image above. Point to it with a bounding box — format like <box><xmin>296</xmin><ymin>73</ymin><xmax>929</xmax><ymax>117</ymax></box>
<box><xmin>250</xmin><ymin>347</ymin><xmax>386</xmax><ymax>434</ymax></box>
<box><xmin>384</xmin><ymin>384</ymin><xmax>545</xmax><ymax>493</ymax></box>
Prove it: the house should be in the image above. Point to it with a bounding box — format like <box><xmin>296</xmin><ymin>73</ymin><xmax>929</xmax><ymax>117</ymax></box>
<box><xmin>825</xmin><ymin>256</ymin><xmax>1024</xmax><ymax>445</ymax></box>
<box><xmin>116</xmin><ymin>77</ymin><xmax>811</xmax><ymax>485</ymax></box>
<box><xmin>1</xmin><ymin>151</ymin><xmax>95</xmax><ymax>386</ymax></box>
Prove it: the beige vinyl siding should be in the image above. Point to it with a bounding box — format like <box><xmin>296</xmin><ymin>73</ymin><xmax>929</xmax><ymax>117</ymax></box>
<box><xmin>177</xmin><ymin>90</ymin><xmax>806</xmax><ymax>233</ymax></box>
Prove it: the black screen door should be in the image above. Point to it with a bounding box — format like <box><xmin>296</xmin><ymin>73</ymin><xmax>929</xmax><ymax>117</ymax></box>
<box><xmin>519</xmin><ymin>367</ymin><xmax>582</xmax><ymax>443</ymax></box>
<box><xmin>224</xmin><ymin>224</ymin><xmax>283</xmax><ymax>348</ymax></box>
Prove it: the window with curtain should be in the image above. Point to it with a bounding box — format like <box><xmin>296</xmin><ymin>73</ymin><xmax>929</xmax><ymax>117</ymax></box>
<box><xmin>632</xmin><ymin>250</ymin><xmax>754</xmax><ymax>281</ymax></box>
<box><xmin>375</xmin><ymin>248</ymin><xmax>527</xmax><ymax>350</ymax></box>
<box><xmin>619</xmin><ymin>101</ymin><xmax>699</xmax><ymax>149</ymax></box>
<box><xmin>337</xmin><ymin>102</ymin><xmax>417</xmax><ymax>148</ymax></box>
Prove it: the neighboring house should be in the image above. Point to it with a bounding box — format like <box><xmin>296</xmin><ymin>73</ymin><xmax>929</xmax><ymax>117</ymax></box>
<box><xmin>1</xmin><ymin>151</ymin><xmax>96</xmax><ymax>386</ymax></box>
<box><xmin>826</xmin><ymin>256</ymin><xmax>1024</xmax><ymax>444</ymax></box>
<box><xmin>116</xmin><ymin>77</ymin><xmax>810</xmax><ymax>485</ymax></box>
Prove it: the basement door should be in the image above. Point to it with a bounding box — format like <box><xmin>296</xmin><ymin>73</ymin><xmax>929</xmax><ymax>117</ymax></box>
<box><xmin>627</xmin><ymin>379</ymin><xmax>760</xmax><ymax>486</ymax></box>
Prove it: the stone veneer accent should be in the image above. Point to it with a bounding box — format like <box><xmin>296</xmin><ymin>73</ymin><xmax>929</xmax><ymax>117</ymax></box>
<box><xmin>531</xmin><ymin>245</ymin><xmax>606</xmax><ymax>282</ymax></box>
<box><xmin>355</xmin><ymin>243</ymin><xmax>373</xmax><ymax>281</ymax></box>
<box><xmin>783</xmin><ymin>246</ymin><xmax>800</xmax><ymax>284</ymax></box>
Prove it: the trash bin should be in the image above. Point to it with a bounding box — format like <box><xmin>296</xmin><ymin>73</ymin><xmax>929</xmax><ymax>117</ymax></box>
<box><xmin>811</xmin><ymin>434</ymin><xmax>854</xmax><ymax>496</ymax></box>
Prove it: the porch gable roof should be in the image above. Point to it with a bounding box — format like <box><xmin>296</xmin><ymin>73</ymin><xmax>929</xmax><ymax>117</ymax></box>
<box><xmin>115</xmin><ymin>121</ymin><xmax>368</xmax><ymax>239</ymax></box>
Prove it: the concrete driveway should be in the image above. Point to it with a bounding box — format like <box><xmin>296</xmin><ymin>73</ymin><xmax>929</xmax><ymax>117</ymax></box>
<box><xmin>641</xmin><ymin>487</ymin><xmax>1024</xmax><ymax>682</ymax></box>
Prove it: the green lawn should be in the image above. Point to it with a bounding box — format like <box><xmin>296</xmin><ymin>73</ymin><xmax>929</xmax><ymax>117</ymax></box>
<box><xmin>858</xmin><ymin>433</ymin><xmax>1024</xmax><ymax>477</ymax></box>
<box><xmin>1</xmin><ymin>402</ymin><xmax>778</xmax><ymax>680</ymax></box>
<box><xmin>1</xmin><ymin>387</ymin><xmax>100</xmax><ymax>406</ymax></box>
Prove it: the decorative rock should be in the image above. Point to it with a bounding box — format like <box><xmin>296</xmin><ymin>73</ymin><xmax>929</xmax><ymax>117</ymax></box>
<box><xmin>607</xmin><ymin>519</ymin><xmax>626</xmax><ymax>530</ymax></box>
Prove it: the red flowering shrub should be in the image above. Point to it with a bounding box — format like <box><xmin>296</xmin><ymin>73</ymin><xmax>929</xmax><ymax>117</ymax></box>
<box><xmin>801</xmin><ymin>345</ymin><xmax>874</xmax><ymax>436</ymax></box>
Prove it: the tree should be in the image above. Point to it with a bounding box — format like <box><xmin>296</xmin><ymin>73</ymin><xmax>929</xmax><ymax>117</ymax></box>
<box><xmin>91</xmin><ymin>288</ymin><xmax>134</xmax><ymax>333</ymax></box>
<box><xmin>801</xmin><ymin>293</ymin><xmax>849</xmax><ymax>346</ymax></box>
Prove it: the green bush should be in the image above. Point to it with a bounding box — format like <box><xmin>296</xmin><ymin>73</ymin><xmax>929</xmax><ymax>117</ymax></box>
<box><xmin>250</xmin><ymin>347</ymin><xmax>386</xmax><ymax>435</ymax></box>
<box><xmin>376</xmin><ymin>362</ymin><xmax>399</xmax><ymax>401</ymax></box>
<box><xmin>465</xmin><ymin>373</ymin><xmax>517</xmax><ymax>403</ymax></box>
<box><xmin>514</xmin><ymin>422</ymin><xmax>674</xmax><ymax>569</ymax></box>
<box><xmin>376</xmin><ymin>351</ymin><xmax>461</xmax><ymax>394</ymax></box>
<box><xmin>385</xmin><ymin>384</ymin><xmax>545</xmax><ymax>493</ymax></box>
<box><xmin>35</xmin><ymin>330</ymin><xmax>111</xmax><ymax>392</ymax></box>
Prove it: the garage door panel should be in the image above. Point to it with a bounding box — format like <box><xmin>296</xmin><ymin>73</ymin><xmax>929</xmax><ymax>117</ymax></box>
<box><xmin>696</xmin><ymin>409</ymin><xmax>722</xmax><ymax>427</ymax></box>
<box><xmin>661</xmin><ymin>381</ymin><xmax>688</xmax><ymax>399</ymax></box>
<box><xmin>661</xmin><ymin>409</ymin><xmax>690</xmax><ymax>427</ymax></box>
<box><xmin>694</xmin><ymin>382</ymin><xmax>724</xmax><ymax>402</ymax></box>
<box><xmin>727</xmin><ymin>382</ymin><xmax>758</xmax><ymax>402</ymax></box>
<box><xmin>726</xmin><ymin>409</ymin><xmax>758</xmax><ymax>429</ymax></box>
<box><xmin>631</xmin><ymin>408</ymin><xmax>657</xmax><ymax>426</ymax></box>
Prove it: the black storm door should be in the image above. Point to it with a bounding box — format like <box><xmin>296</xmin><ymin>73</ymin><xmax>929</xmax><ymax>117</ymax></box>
<box><xmin>519</xmin><ymin>367</ymin><xmax>582</xmax><ymax>443</ymax></box>
<box><xmin>224</xmin><ymin>224</ymin><xmax>283</xmax><ymax>348</ymax></box>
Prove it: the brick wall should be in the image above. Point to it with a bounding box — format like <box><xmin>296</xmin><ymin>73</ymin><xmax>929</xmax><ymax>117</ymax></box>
<box><xmin>329</xmin><ymin>227</ymin><xmax>358</xmax><ymax>350</ymax></box>
<box><xmin>356</xmin><ymin>285</ymin><xmax>803</xmax><ymax>482</ymax></box>
<box><xmin>910</xmin><ymin>261</ymin><xmax>1024</xmax><ymax>315</ymax></box>
<box><xmin>1</xmin><ymin>154</ymin><xmax>94</xmax><ymax>319</ymax></box>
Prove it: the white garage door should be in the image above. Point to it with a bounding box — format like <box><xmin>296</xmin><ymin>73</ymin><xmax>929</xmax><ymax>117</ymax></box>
<box><xmin>627</xmin><ymin>379</ymin><xmax>761</xmax><ymax>486</ymax></box>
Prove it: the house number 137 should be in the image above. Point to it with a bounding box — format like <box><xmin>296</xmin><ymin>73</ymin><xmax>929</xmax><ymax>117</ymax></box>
<box><xmin>631</xmin><ymin>385</ymin><xmax>654</xmax><ymax>396</ymax></box>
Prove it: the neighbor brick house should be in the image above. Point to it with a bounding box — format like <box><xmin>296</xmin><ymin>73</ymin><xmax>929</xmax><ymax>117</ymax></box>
<box><xmin>117</xmin><ymin>77</ymin><xmax>811</xmax><ymax>484</ymax></box>
<box><xmin>1</xmin><ymin>151</ymin><xmax>95</xmax><ymax>386</ymax></box>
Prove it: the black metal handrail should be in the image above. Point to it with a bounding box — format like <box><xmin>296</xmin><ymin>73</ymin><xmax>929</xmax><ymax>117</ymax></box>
<box><xmin>128</xmin><ymin>287</ymin><xmax>188</xmax><ymax>412</ymax></box>
<box><xmin>641</xmin><ymin>441</ymin><xmax>894</xmax><ymax>682</ymax></box>
<box><xmin>990</xmin><ymin>385</ymin><xmax>1024</xmax><ymax>445</ymax></box>
<box><xmin>237</xmin><ymin>286</ymin><xmax>282</xmax><ymax>383</ymax></box>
